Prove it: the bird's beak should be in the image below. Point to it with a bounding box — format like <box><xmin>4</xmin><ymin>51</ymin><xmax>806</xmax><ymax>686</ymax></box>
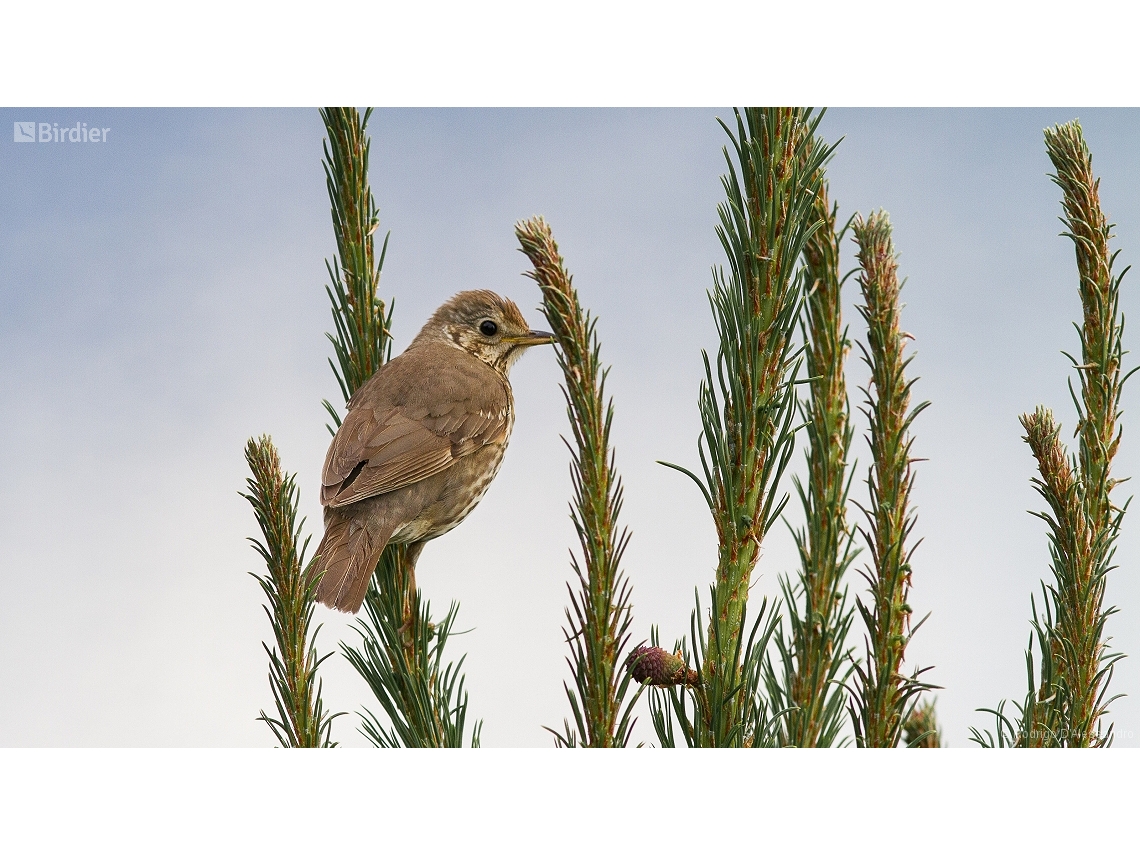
<box><xmin>507</xmin><ymin>330</ymin><xmax>556</xmax><ymax>347</ymax></box>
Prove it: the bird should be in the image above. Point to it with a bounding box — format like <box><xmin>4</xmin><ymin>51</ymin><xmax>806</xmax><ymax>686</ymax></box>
<box><xmin>312</xmin><ymin>289</ymin><xmax>554</xmax><ymax>613</ymax></box>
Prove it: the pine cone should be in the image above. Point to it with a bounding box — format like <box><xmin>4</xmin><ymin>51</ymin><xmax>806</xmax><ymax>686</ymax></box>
<box><xmin>626</xmin><ymin>645</ymin><xmax>699</xmax><ymax>687</ymax></box>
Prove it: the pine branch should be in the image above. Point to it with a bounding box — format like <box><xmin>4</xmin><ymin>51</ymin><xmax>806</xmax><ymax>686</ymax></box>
<box><xmin>341</xmin><ymin>544</ymin><xmax>481</xmax><ymax>747</ymax></box>
<box><xmin>515</xmin><ymin>216</ymin><xmax>643</xmax><ymax>748</ymax></box>
<box><xmin>242</xmin><ymin>435</ymin><xmax>341</xmax><ymax>747</ymax></box>
<box><xmin>651</xmin><ymin>108</ymin><xmax>836</xmax><ymax>747</ymax></box>
<box><xmin>975</xmin><ymin>121</ymin><xmax>1129</xmax><ymax>749</ymax></box>
<box><xmin>1023</xmin><ymin>407</ymin><xmax>1121</xmax><ymax>746</ymax></box>
<box><xmin>319</xmin><ymin>106</ymin><xmax>392</xmax><ymax>417</ymax></box>
<box><xmin>765</xmin><ymin>180</ymin><xmax>858</xmax><ymax>747</ymax></box>
<box><xmin>849</xmin><ymin>211</ymin><xmax>934</xmax><ymax>748</ymax></box>
<box><xmin>319</xmin><ymin>107</ymin><xmax>479</xmax><ymax>747</ymax></box>
<box><xmin>1047</xmin><ymin>123</ymin><xmax>1129</xmax><ymax>740</ymax></box>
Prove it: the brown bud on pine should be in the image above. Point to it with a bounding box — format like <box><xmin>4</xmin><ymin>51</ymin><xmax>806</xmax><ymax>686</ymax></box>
<box><xmin>626</xmin><ymin>645</ymin><xmax>699</xmax><ymax>687</ymax></box>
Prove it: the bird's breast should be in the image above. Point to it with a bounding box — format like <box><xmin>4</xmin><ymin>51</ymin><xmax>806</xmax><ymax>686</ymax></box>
<box><xmin>392</xmin><ymin>408</ymin><xmax>515</xmax><ymax>543</ymax></box>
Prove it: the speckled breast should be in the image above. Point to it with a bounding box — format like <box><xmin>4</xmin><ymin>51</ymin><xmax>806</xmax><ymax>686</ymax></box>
<box><xmin>394</xmin><ymin>405</ymin><xmax>515</xmax><ymax>544</ymax></box>
<box><xmin>433</xmin><ymin>441</ymin><xmax>509</xmax><ymax>538</ymax></box>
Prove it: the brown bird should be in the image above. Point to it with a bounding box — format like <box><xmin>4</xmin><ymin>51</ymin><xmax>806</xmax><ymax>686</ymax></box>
<box><xmin>312</xmin><ymin>290</ymin><xmax>554</xmax><ymax>612</ymax></box>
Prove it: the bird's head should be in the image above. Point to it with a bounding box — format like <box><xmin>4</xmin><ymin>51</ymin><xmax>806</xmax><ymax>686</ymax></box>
<box><xmin>414</xmin><ymin>290</ymin><xmax>554</xmax><ymax>373</ymax></box>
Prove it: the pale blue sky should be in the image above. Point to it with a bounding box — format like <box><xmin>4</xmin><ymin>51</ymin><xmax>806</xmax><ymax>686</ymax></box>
<box><xmin>2</xmin><ymin>108</ymin><xmax>1139</xmax><ymax>746</ymax></box>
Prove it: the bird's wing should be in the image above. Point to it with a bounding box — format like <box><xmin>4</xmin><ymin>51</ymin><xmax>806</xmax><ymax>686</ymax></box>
<box><xmin>321</xmin><ymin>346</ymin><xmax>510</xmax><ymax>508</ymax></box>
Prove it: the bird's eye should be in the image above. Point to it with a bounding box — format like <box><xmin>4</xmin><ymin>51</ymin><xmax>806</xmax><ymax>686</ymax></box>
<box><xmin>480</xmin><ymin>320</ymin><xmax>498</xmax><ymax>337</ymax></box>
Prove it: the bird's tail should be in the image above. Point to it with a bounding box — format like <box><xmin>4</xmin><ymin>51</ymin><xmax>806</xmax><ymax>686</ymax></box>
<box><xmin>311</xmin><ymin>508</ymin><xmax>393</xmax><ymax>613</ymax></box>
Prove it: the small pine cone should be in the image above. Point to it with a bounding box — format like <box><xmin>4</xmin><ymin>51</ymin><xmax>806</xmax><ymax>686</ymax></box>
<box><xmin>626</xmin><ymin>645</ymin><xmax>699</xmax><ymax>687</ymax></box>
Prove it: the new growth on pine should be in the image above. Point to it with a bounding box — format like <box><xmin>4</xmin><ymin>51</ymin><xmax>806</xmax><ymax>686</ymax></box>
<box><xmin>242</xmin><ymin>436</ymin><xmax>341</xmax><ymax>747</ymax></box>
<box><xmin>516</xmin><ymin>216</ymin><xmax>642</xmax><ymax>747</ymax></box>
<box><xmin>975</xmin><ymin>120</ymin><xmax>1130</xmax><ymax>748</ymax></box>
<box><xmin>849</xmin><ymin>211</ymin><xmax>934</xmax><ymax>748</ymax></box>
<box><xmin>765</xmin><ymin>179</ymin><xmax>858</xmax><ymax>747</ymax></box>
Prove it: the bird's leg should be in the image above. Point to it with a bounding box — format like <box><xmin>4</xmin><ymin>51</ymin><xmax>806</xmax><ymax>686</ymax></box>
<box><xmin>398</xmin><ymin>541</ymin><xmax>427</xmax><ymax>664</ymax></box>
